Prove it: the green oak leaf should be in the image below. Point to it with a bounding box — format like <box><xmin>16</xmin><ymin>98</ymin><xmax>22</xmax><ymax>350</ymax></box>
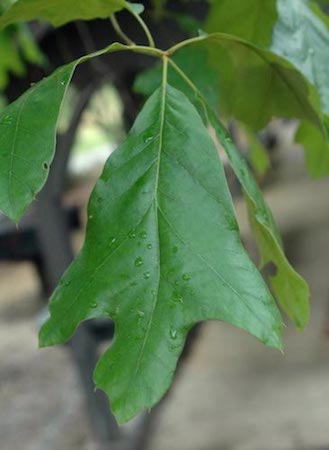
<box><xmin>0</xmin><ymin>0</ymin><xmax>126</xmax><ymax>29</ymax></box>
<box><xmin>206</xmin><ymin>0</ymin><xmax>278</xmax><ymax>47</ymax></box>
<box><xmin>0</xmin><ymin>42</ymin><xmax>125</xmax><ymax>222</ymax></box>
<box><xmin>0</xmin><ymin>62</ymin><xmax>76</xmax><ymax>221</ymax></box>
<box><xmin>39</xmin><ymin>82</ymin><xmax>282</xmax><ymax>424</ymax></box>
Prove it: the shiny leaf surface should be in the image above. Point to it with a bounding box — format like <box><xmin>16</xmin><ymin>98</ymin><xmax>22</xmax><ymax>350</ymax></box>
<box><xmin>40</xmin><ymin>81</ymin><xmax>282</xmax><ymax>423</ymax></box>
<box><xmin>0</xmin><ymin>62</ymin><xmax>76</xmax><ymax>221</ymax></box>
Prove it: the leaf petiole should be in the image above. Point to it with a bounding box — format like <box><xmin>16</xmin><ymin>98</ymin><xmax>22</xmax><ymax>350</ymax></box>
<box><xmin>125</xmin><ymin>2</ymin><xmax>156</xmax><ymax>48</ymax></box>
<box><xmin>110</xmin><ymin>13</ymin><xmax>135</xmax><ymax>46</ymax></box>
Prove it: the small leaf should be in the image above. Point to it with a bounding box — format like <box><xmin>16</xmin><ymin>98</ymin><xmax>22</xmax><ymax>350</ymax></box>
<box><xmin>125</xmin><ymin>2</ymin><xmax>144</xmax><ymax>15</ymax></box>
<box><xmin>0</xmin><ymin>42</ymin><xmax>126</xmax><ymax>222</ymax></box>
<box><xmin>40</xmin><ymin>83</ymin><xmax>282</xmax><ymax>424</ymax></box>
<box><xmin>207</xmin><ymin>108</ymin><xmax>310</xmax><ymax>329</ymax></box>
<box><xmin>0</xmin><ymin>62</ymin><xmax>76</xmax><ymax>221</ymax></box>
<box><xmin>0</xmin><ymin>0</ymin><xmax>126</xmax><ymax>29</ymax></box>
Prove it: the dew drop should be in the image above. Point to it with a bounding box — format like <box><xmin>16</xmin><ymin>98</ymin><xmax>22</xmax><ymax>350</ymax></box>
<box><xmin>108</xmin><ymin>237</ymin><xmax>116</xmax><ymax>247</ymax></box>
<box><xmin>88</xmin><ymin>214</ymin><xmax>93</xmax><ymax>220</ymax></box>
<box><xmin>182</xmin><ymin>273</ymin><xmax>191</xmax><ymax>281</ymax></box>
<box><xmin>143</xmin><ymin>271</ymin><xmax>150</xmax><ymax>279</ymax></box>
<box><xmin>90</xmin><ymin>301</ymin><xmax>97</xmax><ymax>308</ymax></box>
<box><xmin>3</xmin><ymin>115</ymin><xmax>13</xmax><ymax>125</ymax></box>
<box><xmin>146</xmin><ymin>243</ymin><xmax>153</xmax><ymax>249</ymax></box>
<box><xmin>170</xmin><ymin>328</ymin><xmax>178</xmax><ymax>340</ymax></box>
<box><xmin>171</xmin><ymin>291</ymin><xmax>183</xmax><ymax>303</ymax></box>
<box><xmin>144</xmin><ymin>136</ymin><xmax>153</xmax><ymax>144</ymax></box>
<box><xmin>135</xmin><ymin>257</ymin><xmax>143</xmax><ymax>267</ymax></box>
<box><xmin>61</xmin><ymin>80</ymin><xmax>67</xmax><ymax>86</ymax></box>
<box><xmin>137</xmin><ymin>310</ymin><xmax>145</xmax><ymax>318</ymax></box>
<box><xmin>65</xmin><ymin>281</ymin><xmax>71</xmax><ymax>287</ymax></box>
<box><xmin>308</xmin><ymin>47</ymin><xmax>315</xmax><ymax>55</ymax></box>
<box><xmin>139</xmin><ymin>231</ymin><xmax>147</xmax><ymax>239</ymax></box>
<box><xmin>225</xmin><ymin>136</ymin><xmax>233</xmax><ymax>144</ymax></box>
<box><xmin>129</xmin><ymin>230</ymin><xmax>136</xmax><ymax>239</ymax></box>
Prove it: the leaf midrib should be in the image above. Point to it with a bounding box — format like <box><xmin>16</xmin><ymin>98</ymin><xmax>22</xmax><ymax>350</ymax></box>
<box><xmin>129</xmin><ymin>68</ymin><xmax>168</xmax><ymax>385</ymax></box>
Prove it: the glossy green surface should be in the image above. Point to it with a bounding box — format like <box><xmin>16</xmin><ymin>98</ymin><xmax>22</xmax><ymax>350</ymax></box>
<box><xmin>40</xmin><ymin>81</ymin><xmax>282</xmax><ymax>423</ymax></box>
<box><xmin>0</xmin><ymin>62</ymin><xmax>76</xmax><ymax>221</ymax></box>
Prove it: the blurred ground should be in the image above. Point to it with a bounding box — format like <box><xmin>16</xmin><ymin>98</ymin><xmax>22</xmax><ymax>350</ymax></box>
<box><xmin>1</xmin><ymin>163</ymin><xmax>329</xmax><ymax>449</ymax></box>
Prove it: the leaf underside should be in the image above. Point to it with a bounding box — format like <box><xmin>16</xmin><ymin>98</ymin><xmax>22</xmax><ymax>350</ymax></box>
<box><xmin>0</xmin><ymin>0</ymin><xmax>125</xmax><ymax>29</ymax></box>
<box><xmin>40</xmin><ymin>83</ymin><xmax>282</xmax><ymax>424</ymax></box>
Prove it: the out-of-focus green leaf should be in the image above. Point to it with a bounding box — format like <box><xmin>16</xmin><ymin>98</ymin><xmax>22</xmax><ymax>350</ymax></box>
<box><xmin>206</xmin><ymin>0</ymin><xmax>278</xmax><ymax>47</ymax></box>
<box><xmin>134</xmin><ymin>46</ymin><xmax>221</xmax><ymax>113</ymax></box>
<box><xmin>17</xmin><ymin>25</ymin><xmax>44</xmax><ymax>66</ymax></box>
<box><xmin>0</xmin><ymin>0</ymin><xmax>126</xmax><ymax>29</ymax></box>
<box><xmin>296</xmin><ymin>118</ymin><xmax>329</xmax><ymax>177</ymax></box>
<box><xmin>272</xmin><ymin>0</ymin><xmax>329</xmax><ymax>115</ymax></box>
<box><xmin>270</xmin><ymin>0</ymin><xmax>329</xmax><ymax>176</ymax></box>
<box><xmin>244</xmin><ymin>126</ymin><xmax>271</xmax><ymax>176</ymax></box>
<box><xmin>40</xmin><ymin>82</ymin><xmax>282</xmax><ymax>424</ymax></box>
<box><xmin>0</xmin><ymin>28</ymin><xmax>26</xmax><ymax>89</ymax></box>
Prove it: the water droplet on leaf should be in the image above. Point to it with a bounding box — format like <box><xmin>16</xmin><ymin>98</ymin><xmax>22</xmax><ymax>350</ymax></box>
<box><xmin>108</xmin><ymin>237</ymin><xmax>116</xmax><ymax>247</ymax></box>
<box><xmin>135</xmin><ymin>257</ymin><xmax>143</xmax><ymax>267</ymax></box>
<box><xmin>3</xmin><ymin>115</ymin><xmax>13</xmax><ymax>125</ymax></box>
<box><xmin>143</xmin><ymin>271</ymin><xmax>150</xmax><ymax>279</ymax></box>
<box><xmin>91</xmin><ymin>301</ymin><xmax>97</xmax><ymax>308</ymax></box>
<box><xmin>146</xmin><ymin>243</ymin><xmax>152</xmax><ymax>249</ymax></box>
<box><xmin>129</xmin><ymin>230</ymin><xmax>136</xmax><ymax>239</ymax></box>
<box><xmin>170</xmin><ymin>328</ymin><xmax>178</xmax><ymax>340</ymax></box>
<box><xmin>182</xmin><ymin>273</ymin><xmax>191</xmax><ymax>281</ymax></box>
<box><xmin>172</xmin><ymin>291</ymin><xmax>183</xmax><ymax>303</ymax></box>
<box><xmin>139</xmin><ymin>231</ymin><xmax>147</xmax><ymax>239</ymax></box>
